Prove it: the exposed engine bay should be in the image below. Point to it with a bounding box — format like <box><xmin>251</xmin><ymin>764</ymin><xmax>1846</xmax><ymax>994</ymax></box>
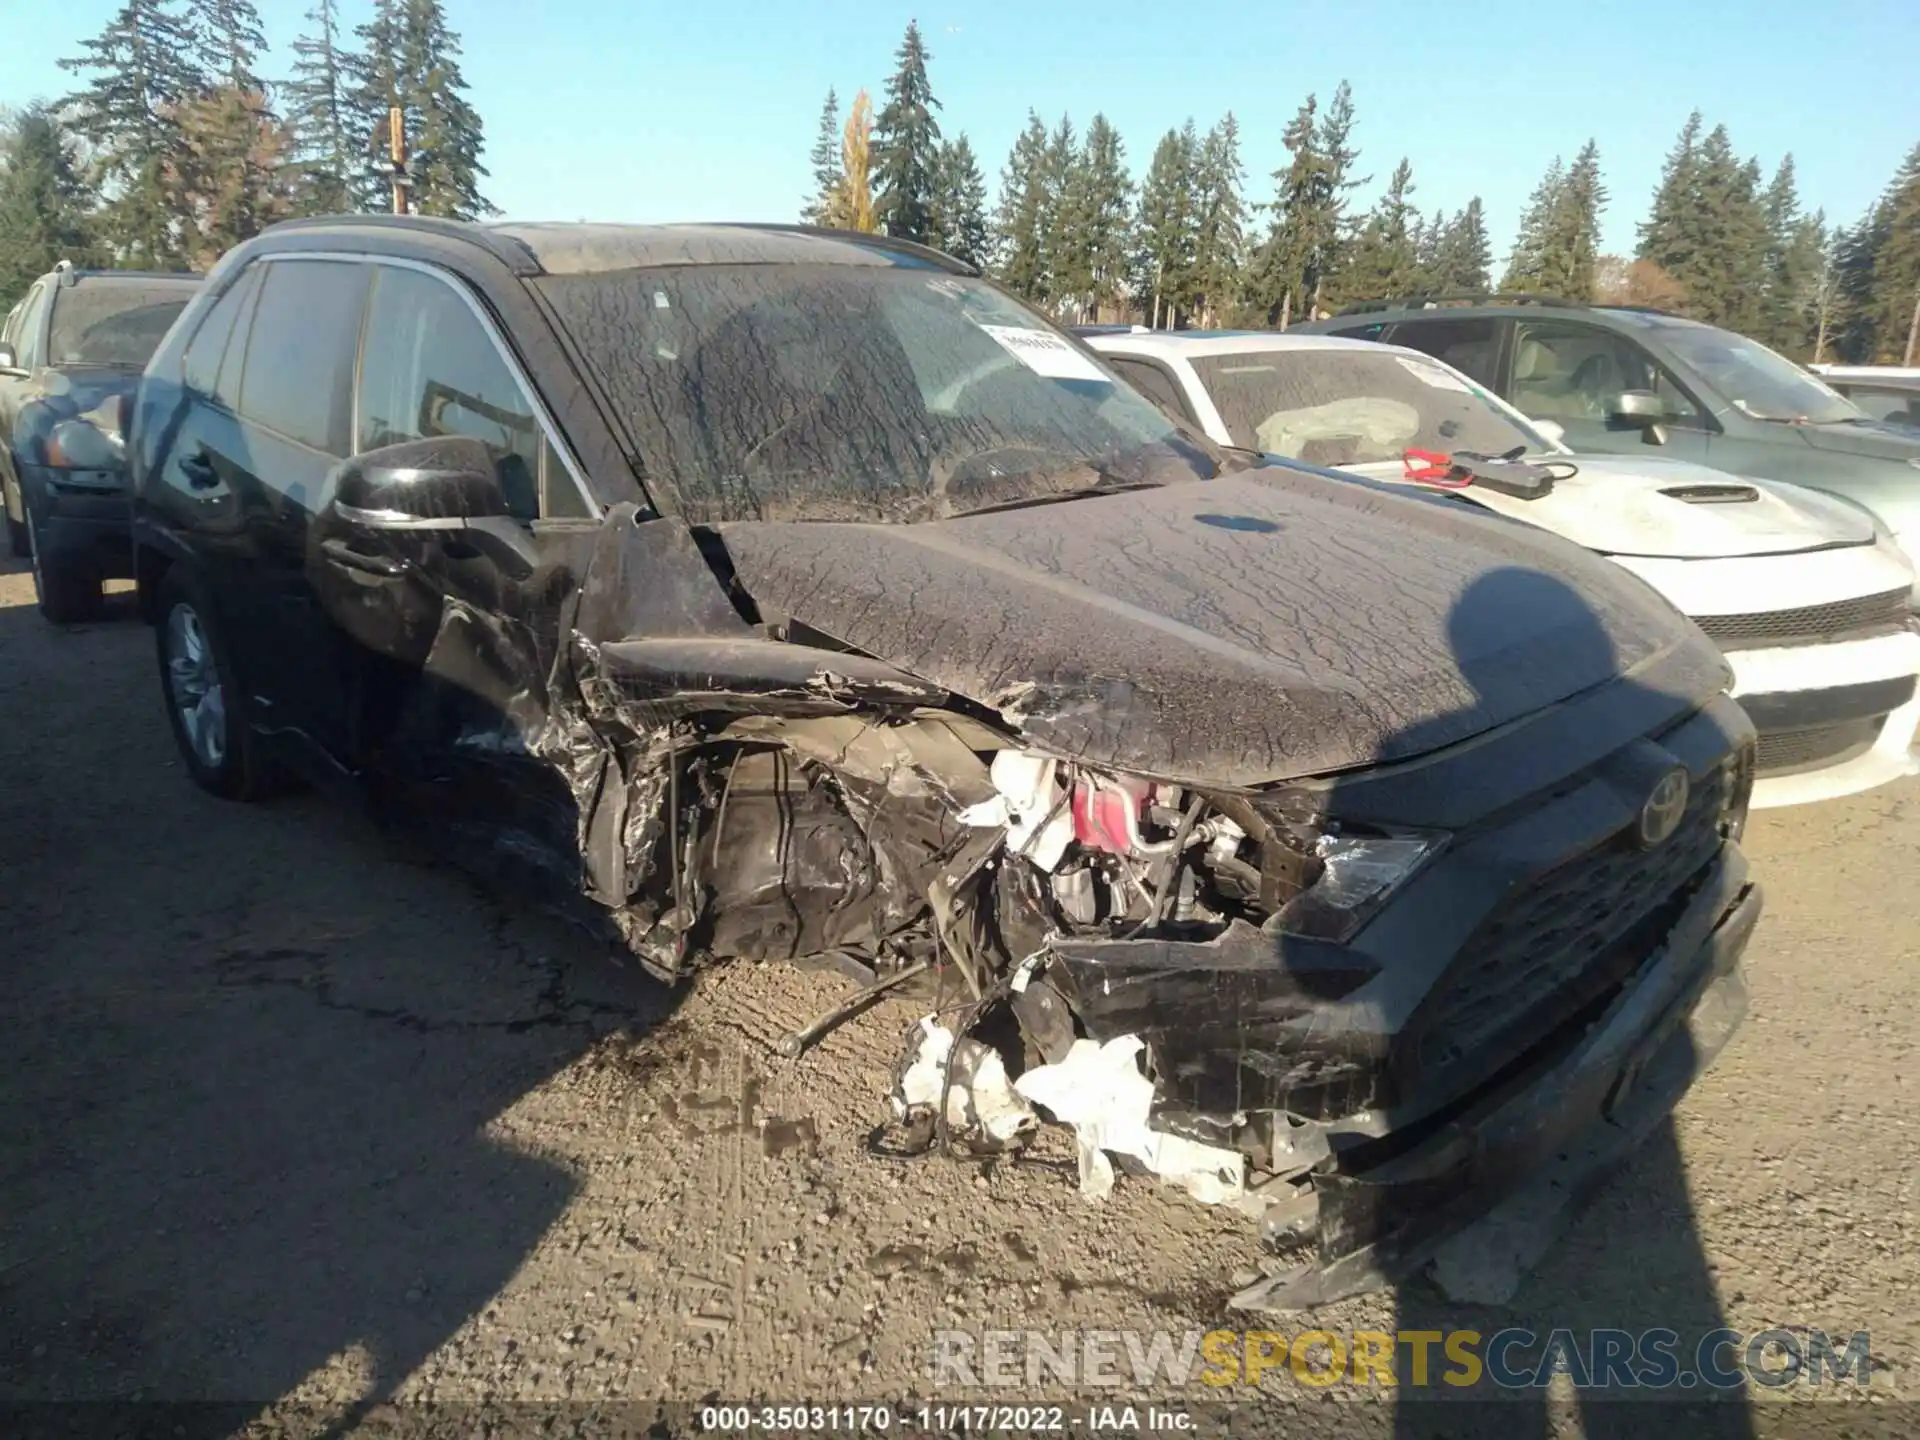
<box><xmin>343</xmin><ymin>490</ymin><xmax>1757</xmax><ymax>1314</ymax></box>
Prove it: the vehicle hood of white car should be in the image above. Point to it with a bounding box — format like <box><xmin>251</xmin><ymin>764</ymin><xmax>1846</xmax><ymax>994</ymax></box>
<box><xmin>1343</xmin><ymin>453</ymin><xmax>1877</xmax><ymax>560</ymax></box>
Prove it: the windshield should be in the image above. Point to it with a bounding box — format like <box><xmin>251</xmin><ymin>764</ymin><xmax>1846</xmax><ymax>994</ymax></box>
<box><xmin>1659</xmin><ymin>322</ymin><xmax>1862</xmax><ymax>424</ymax></box>
<box><xmin>536</xmin><ymin>262</ymin><xmax>1214</xmax><ymax>523</ymax></box>
<box><xmin>47</xmin><ymin>282</ymin><xmax>196</xmax><ymax>368</ymax></box>
<box><xmin>1193</xmin><ymin>348</ymin><xmax>1546</xmax><ymax>466</ymax></box>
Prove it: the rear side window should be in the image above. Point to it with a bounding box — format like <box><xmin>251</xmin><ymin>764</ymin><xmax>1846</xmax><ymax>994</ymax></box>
<box><xmin>356</xmin><ymin>264</ymin><xmax>587</xmax><ymax>520</ymax></box>
<box><xmin>183</xmin><ymin>267</ymin><xmax>260</xmax><ymax>403</ymax></box>
<box><xmin>238</xmin><ymin>260</ymin><xmax>369</xmax><ymax>453</ymax></box>
<box><xmin>1385</xmin><ymin>318</ymin><xmax>1502</xmax><ymax>389</ymax></box>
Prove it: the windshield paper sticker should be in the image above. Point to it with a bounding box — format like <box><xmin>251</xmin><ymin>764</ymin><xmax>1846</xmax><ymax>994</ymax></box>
<box><xmin>977</xmin><ymin>324</ymin><xmax>1112</xmax><ymax>383</ymax></box>
<box><xmin>1394</xmin><ymin>355</ymin><xmax>1473</xmax><ymax>392</ymax></box>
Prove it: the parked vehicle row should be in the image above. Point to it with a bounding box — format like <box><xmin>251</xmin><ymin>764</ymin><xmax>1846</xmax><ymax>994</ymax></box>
<box><xmin>1082</xmin><ymin>327</ymin><xmax>1920</xmax><ymax>809</ymax></box>
<box><xmin>0</xmin><ymin>264</ymin><xmax>202</xmax><ymax>621</ymax></box>
<box><xmin>1295</xmin><ymin>294</ymin><xmax>1920</xmax><ymax>606</ymax></box>
<box><xmin>13</xmin><ymin>219</ymin><xmax>1900</xmax><ymax>1311</ymax></box>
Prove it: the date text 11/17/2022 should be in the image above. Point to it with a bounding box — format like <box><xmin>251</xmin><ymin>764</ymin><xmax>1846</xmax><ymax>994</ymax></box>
<box><xmin>698</xmin><ymin>1403</ymin><xmax>1195</xmax><ymax>1432</ymax></box>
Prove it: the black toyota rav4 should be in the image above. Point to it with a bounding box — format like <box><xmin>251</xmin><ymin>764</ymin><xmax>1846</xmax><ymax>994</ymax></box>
<box><xmin>130</xmin><ymin>217</ymin><xmax>1762</xmax><ymax>1308</ymax></box>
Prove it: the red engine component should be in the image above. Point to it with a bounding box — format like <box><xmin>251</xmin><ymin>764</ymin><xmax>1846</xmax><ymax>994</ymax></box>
<box><xmin>1071</xmin><ymin>777</ymin><xmax>1151</xmax><ymax>854</ymax></box>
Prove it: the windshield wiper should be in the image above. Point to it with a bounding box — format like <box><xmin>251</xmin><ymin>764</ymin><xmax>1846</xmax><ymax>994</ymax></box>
<box><xmin>952</xmin><ymin>480</ymin><xmax>1165</xmax><ymax>518</ymax></box>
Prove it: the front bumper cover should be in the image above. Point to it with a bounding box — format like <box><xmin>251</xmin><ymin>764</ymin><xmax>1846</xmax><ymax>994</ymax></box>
<box><xmin>1220</xmin><ymin>846</ymin><xmax>1760</xmax><ymax>1311</ymax></box>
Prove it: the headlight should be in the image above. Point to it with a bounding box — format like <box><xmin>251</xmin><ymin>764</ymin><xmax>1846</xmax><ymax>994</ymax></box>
<box><xmin>45</xmin><ymin>417</ymin><xmax>125</xmax><ymax>470</ymax></box>
<box><xmin>1273</xmin><ymin>826</ymin><xmax>1447</xmax><ymax>942</ymax></box>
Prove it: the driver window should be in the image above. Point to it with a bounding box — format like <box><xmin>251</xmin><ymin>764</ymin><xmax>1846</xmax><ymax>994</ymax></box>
<box><xmin>356</xmin><ymin>264</ymin><xmax>589</xmax><ymax>521</ymax></box>
<box><xmin>1512</xmin><ymin>321</ymin><xmax>1702</xmax><ymax>427</ymax></box>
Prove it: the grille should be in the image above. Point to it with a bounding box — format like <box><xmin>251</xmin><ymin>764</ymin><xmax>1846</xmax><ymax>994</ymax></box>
<box><xmin>1693</xmin><ymin>589</ymin><xmax>1911</xmax><ymax>650</ymax></box>
<box><xmin>1754</xmin><ymin>719</ymin><xmax>1881</xmax><ymax>774</ymax></box>
<box><xmin>1418</xmin><ymin>763</ymin><xmax>1730</xmax><ymax>1076</ymax></box>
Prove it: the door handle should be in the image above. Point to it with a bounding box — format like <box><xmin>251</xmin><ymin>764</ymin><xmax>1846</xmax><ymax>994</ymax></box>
<box><xmin>178</xmin><ymin>448</ymin><xmax>218</xmax><ymax>489</ymax></box>
<box><xmin>320</xmin><ymin>537</ymin><xmax>408</xmax><ymax>577</ymax></box>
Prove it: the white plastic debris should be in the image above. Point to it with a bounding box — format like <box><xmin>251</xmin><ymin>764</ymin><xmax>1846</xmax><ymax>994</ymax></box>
<box><xmin>959</xmin><ymin>752</ymin><xmax>1073</xmax><ymax>872</ymax></box>
<box><xmin>1014</xmin><ymin>1036</ymin><xmax>1247</xmax><ymax>1206</ymax></box>
<box><xmin>893</xmin><ymin>1018</ymin><xmax>1038</xmax><ymax>1145</ymax></box>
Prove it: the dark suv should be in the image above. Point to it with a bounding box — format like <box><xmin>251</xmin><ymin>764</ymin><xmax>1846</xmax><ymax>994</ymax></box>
<box><xmin>1300</xmin><ymin>294</ymin><xmax>1920</xmax><ymax>599</ymax></box>
<box><xmin>0</xmin><ymin>264</ymin><xmax>200</xmax><ymax>620</ymax></box>
<box><xmin>130</xmin><ymin>217</ymin><xmax>1761</xmax><ymax>1307</ymax></box>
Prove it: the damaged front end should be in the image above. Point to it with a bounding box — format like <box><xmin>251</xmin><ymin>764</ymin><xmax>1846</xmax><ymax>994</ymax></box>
<box><xmin>346</xmin><ymin>493</ymin><xmax>1761</xmax><ymax>1313</ymax></box>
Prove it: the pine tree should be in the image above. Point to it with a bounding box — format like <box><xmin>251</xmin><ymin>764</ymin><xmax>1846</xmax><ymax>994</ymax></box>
<box><xmin>1504</xmin><ymin>143</ymin><xmax>1605</xmax><ymax>299</ymax></box>
<box><xmin>284</xmin><ymin>0</ymin><xmax>359</xmax><ymax>214</ymax></box>
<box><xmin>1066</xmin><ymin>115</ymin><xmax>1132</xmax><ymax>321</ymax></box>
<box><xmin>802</xmin><ymin>88</ymin><xmax>842</xmax><ymax>225</ymax></box>
<box><xmin>60</xmin><ymin>0</ymin><xmax>209</xmax><ymax>266</ymax></box>
<box><xmin>1638</xmin><ymin>116</ymin><xmax>1768</xmax><ymax>329</ymax></box>
<box><xmin>187</xmin><ymin>0</ymin><xmax>267</xmax><ymax>92</ymax></box>
<box><xmin>1758</xmin><ymin>156</ymin><xmax>1828</xmax><ymax>357</ymax></box>
<box><xmin>992</xmin><ymin>112</ymin><xmax>1049</xmax><ymax>300</ymax></box>
<box><xmin>928</xmin><ymin>134</ymin><xmax>988</xmax><ymax>266</ymax></box>
<box><xmin>1638</xmin><ymin>111</ymin><xmax>1703</xmax><ymax>278</ymax></box>
<box><xmin>1036</xmin><ymin>115</ymin><xmax>1079</xmax><ymax>308</ymax></box>
<box><xmin>1867</xmin><ymin>144</ymin><xmax>1920</xmax><ymax>363</ymax></box>
<box><xmin>1249</xmin><ymin>83</ymin><xmax>1364</xmax><ymax>325</ymax></box>
<box><xmin>348</xmin><ymin>0</ymin><xmax>493</xmax><ymax>220</ymax></box>
<box><xmin>0</xmin><ymin>106</ymin><xmax>101</xmax><ymax>299</ymax></box>
<box><xmin>1134</xmin><ymin>125</ymin><xmax>1198</xmax><ymax>328</ymax></box>
<box><xmin>1313</xmin><ymin>81</ymin><xmax>1366</xmax><ymax>307</ymax></box>
<box><xmin>1431</xmin><ymin>198</ymin><xmax>1492</xmax><ymax>292</ymax></box>
<box><xmin>871</xmin><ymin>20</ymin><xmax>941</xmax><ymax>244</ymax></box>
<box><xmin>1334</xmin><ymin>156</ymin><xmax>1420</xmax><ymax>306</ymax></box>
<box><xmin>1191</xmin><ymin>114</ymin><xmax>1246</xmax><ymax>326</ymax></box>
<box><xmin>825</xmin><ymin>90</ymin><xmax>875</xmax><ymax>233</ymax></box>
<box><xmin>1828</xmin><ymin>207</ymin><xmax>1887</xmax><ymax>363</ymax></box>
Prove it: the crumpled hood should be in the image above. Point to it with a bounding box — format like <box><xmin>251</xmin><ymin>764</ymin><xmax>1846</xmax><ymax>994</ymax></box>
<box><xmin>1350</xmin><ymin>453</ymin><xmax>1876</xmax><ymax>559</ymax></box>
<box><xmin>715</xmin><ymin>471</ymin><xmax>1716</xmax><ymax>786</ymax></box>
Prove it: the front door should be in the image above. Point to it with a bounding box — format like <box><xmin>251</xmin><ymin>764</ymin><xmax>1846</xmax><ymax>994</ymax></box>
<box><xmin>1507</xmin><ymin>319</ymin><xmax>1718</xmax><ymax>464</ymax></box>
<box><xmin>308</xmin><ymin>259</ymin><xmax>598</xmax><ymax>885</ymax></box>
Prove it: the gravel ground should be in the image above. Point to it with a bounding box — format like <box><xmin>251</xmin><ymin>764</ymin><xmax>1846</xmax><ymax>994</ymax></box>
<box><xmin>0</xmin><ymin>557</ymin><xmax>1915</xmax><ymax>1439</ymax></box>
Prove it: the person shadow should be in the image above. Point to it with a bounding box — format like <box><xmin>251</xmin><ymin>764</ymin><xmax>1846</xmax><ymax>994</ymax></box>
<box><xmin>1323</xmin><ymin>561</ymin><xmax>1767</xmax><ymax>1438</ymax></box>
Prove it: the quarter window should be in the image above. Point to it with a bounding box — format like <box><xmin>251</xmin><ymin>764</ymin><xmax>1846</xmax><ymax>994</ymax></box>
<box><xmin>356</xmin><ymin>264</ymin><xmax>586</xmax><ymax>520</ymax></box>
<box><xmin>1511</xmin><ymin>321</ymin><xmax>1703</xmax><ymax>427</ymax></box>
<box><xmin>183</xmin><ymin>266</ymin><xmax>259</xmax><ymax>404</ymax></box>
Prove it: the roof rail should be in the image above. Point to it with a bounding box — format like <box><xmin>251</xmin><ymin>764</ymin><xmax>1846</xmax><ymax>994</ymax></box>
<box><xmin>725</xmin><ymin>222</ymin><xmax>979</xmax><ymax>276</ymax></box>
<box><xmin>1335</xmin><ymin>291</ymin><xmax>1589</xmax><ymax>316</ymax></box>
<box><xmin>258</xmin><ymin>212</ymin><xmax>545</xmax><ymax>272</ymax></box>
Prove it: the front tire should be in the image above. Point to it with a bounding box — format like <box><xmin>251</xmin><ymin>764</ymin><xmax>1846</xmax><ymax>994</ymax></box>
<box><xmin>155</xmin><ymin>567</ymin><xmax>273</xmax><ymax>801</ymax></box>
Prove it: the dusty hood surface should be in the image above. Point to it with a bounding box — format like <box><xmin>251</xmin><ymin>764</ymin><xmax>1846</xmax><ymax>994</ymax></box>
<box><xmin>716</xmin><ymin>470</ymin><xmax>1709</xmax><ymax>787</ymax></box>
<box><xmin>1348</xmin><ymin>453</ymin><xmax>1877</xmax><ymax>559</ymax></box>
<box><xmin>1796</xmin><ymin>420</ymin><xmax>1920</xmax><ymax>462</ymax></box>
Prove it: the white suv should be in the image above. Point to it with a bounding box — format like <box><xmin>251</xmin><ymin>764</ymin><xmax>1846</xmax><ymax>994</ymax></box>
<box><xmin>1087</xmin><ymin>328</ymin><xmax>1920</xmax><ymax>809</ymax></box>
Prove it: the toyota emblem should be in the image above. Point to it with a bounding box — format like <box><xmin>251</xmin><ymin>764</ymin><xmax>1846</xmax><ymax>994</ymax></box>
<box><xmin>1636</xmin><ymin>768</ymin><xmax>1690</xmax><ymax>848</ymax></box>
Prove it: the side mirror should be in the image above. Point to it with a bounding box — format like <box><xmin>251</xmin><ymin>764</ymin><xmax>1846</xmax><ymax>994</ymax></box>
<box><xmin>334</xmin><ymin>435</ymin><xmax>508</xmax><ymax>521</ymax></box>
<box><xmin>0</xmin><ymin>342</ymin><xmax>19</xmax><ymax>372</ymax></box>
<box><xmin>1607</xmin><ymin>390</ymin><xmax>1668</xmax><ymax>446</ymax></box>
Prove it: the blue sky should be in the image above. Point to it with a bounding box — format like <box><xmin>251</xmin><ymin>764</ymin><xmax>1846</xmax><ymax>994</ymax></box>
<box><xmin>4</xmin><ymin>0</ymin><xmax>1915</xmax><ymax>262</ymax></box>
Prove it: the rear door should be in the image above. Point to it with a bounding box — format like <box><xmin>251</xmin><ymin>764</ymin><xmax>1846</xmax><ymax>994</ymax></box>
<box><xmin>227</xmin><ymin>257</ymin><xmax>372</xmax><ymax>764</ymax></box>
